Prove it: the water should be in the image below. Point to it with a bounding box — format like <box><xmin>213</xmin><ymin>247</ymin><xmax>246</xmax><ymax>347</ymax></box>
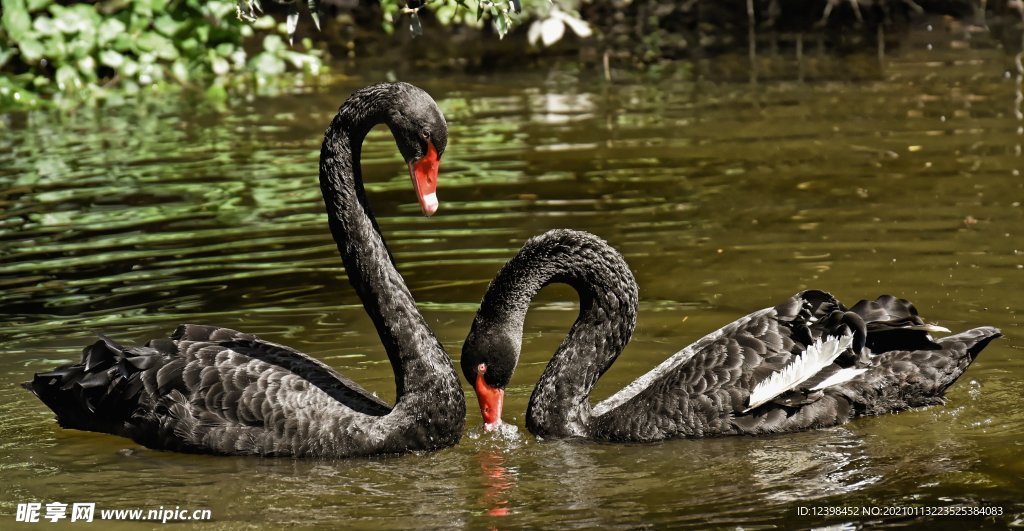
<box><xmin>2</xmin><ymin>26</ymin><xmax>1023</xmax><ymax>529</ymax></box>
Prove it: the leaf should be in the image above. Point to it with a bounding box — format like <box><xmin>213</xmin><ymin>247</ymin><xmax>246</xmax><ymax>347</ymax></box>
<box><xmin>18</xmin><ymin>38</ymin><xmax>45</xmax><ymax>62</ymax></box>
<box><xmin>133</xmin><ymin>0</ymin><xmax>165</xmax><ymax>15</ymax></box>
<box><xmin>307</xmin><ymin>0</ymin><xmax>321</xmax><ymax>30</ymax></box>
<box><xmin>99</xmin><ymin>49</ymin><xmax>124</xmax><ymax>68</ymax></box>
<box><xmin>55</xmin><ymin>63</ymin><xmax>79</xmax><ymax>91</ymax></box>
<box><xmin>253</xmin><ymin>15</ymin><xmax>276</xmax><ymax>30</ymax></box>
<box><xmin>283</xmin><ymin>50</ymin><xmax>313</xmax><ymax>70</ymax></box>
<box><xmin>205</xmin><ymin>82</ymin><xmax>227</xmax><ymax>103</ymax></box>
<box><xmin>32</xmin><ymin>16</ymin><xmax>58</xmax><ymax>36</ymax></box>
<box><xmin>137</xmin><ymin>61</ymin><xmax>163</xmax><ymax>85</ymax></box>
<box><xmin>97</xmin><ymin>17</ymin><xmax>126</xmax><ymax>46</ymax></box>
<box><xmin>121</xmin><ymin>79</ymin><xmax>139</xmax><ymax>94</ymax></box>
<box><xmin>2</xmin><ymin>0</ymin><xmax>32</xmax><ymax>42</ymax></box>
<box><xmin>112</xmin><ymin>33</ymin><xmax>133</xmax><ymax>52</ymax></box>
<box><xmin>154</xmin><ymin>15</ymin><xmax>180</xmax><ymax>37</ymax></box>
<box><xmin>42</xmin><ymin>32</ymin><xmax>67</xmax><ymax>60</ymax></box>
<box><xmin>527</xmin><ymin>20</ymin><xmax>541</xmax><ymax>46</ymax></box>
<box><xmin>127</xmin><ymin>11</ymin><xmax>148</xmax><ymax>33</ymax></box>
<box><xmin>171</xmin><ymin>60</ymin><xmax>189</xmax><ymax>82</ymax></box>
<box><xmin>251</xmin><ymin>51</ymin><xmax>286</xmax><ymax>76</ymax></box>
<box><xmin>230</xmin><ymin>48</ymin><xmax>247</xmax><ymax>68</ymax></box>
<box><xmin>68</xmin><ymin>35</ymin><xmax>93</xmax><ymax>59</ymax></box>
<box><xmin>262</xmin><ymin>34</ymin><xmax>285</xmax><ymax>53</ymax></box>
<box><xmin>76</xmin><ymin>55</ymin><xmax>96</xmax><ymax>78</ymax></box>
<box><xmin>211</xmin><ymin>55</ymin><xmax>230</xmax><ymax>75</ymax></box>
<box><xmin>236</xmin><ymin>0</ymin><xmax>261</xmax><ymax>21</ymax></box>
<box><xmin>136</xmin><ymin>32</ymin><xmax>178</xmax><ymax>60</ymax></box>
<box><xmin>52</xmin><ymin>4</ymin><xmax>94</xmax><ymax>34</ymax></box>
<box><xmin>540</xmin><ymin>17</ymin><xmax>564</xmax><ymax>47</ymax></box>
<box><xmin>493</xmin><ymin>12</ymin><xmax>508</xmax><ymax>39</ymax></box>
<box><xmin>27</xmin><ymin>0</ymin><xmax>52</xmax><ymax>11</ymax></box>
<box><xmin>409</xmin><ymin>12</ymin><xmax>422</xmax><ymax>38</ymax></box>
<box><xmin>286</xmin><ymin>4</ymin><xmax>299</xmax><ymax>45</ymax></box>
<box><xmin>0</xmin><ymin>48</ymin><xmax>14</xmax><ymax>69</ymax></box>
<box><xmin>553</xmin><ymin>10</ymin><xmax>593</xmax><ymax>38</ymax></box>
<box><xmin>121</xmin><ymin>59</ymin><xmax>138</xmax><ymax>77</ymax></box>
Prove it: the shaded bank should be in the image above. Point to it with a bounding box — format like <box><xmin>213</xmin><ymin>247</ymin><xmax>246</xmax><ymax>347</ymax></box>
<box><xmin>581</xmin><ymin>0</ymin><xmax>1024</xmax><ymax>61</ymax></box>
<box><xmin>3</xmin><ymin>1</ymin><xmax>1020</xmax><ymax>108</ymax></box>
<box><xmin>318</xmin><ymin>0</ymin><xmax>1024</xmax><ymax>74</ymax></box>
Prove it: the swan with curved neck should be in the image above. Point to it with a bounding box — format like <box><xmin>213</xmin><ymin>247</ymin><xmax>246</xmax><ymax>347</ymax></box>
<box><xmin>462</xmin><ymin>229</ymin><xmax>1000</xmax><ymax>440</ymax></box>
<box><xmin>25</xmin><ymin>82</ymin><xmax>466</xmax><ymax>457</ymax></box>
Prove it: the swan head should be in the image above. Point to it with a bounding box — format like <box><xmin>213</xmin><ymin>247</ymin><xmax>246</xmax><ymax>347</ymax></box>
<box><xmin>386</xmin><ymin>83</ymin><xmax>448</xmax><ymax>217</ymax></box>
<box><xmin>461</xmin><ymin>323</ymin><xmax>520</xmax><ymax>431</ymax></box>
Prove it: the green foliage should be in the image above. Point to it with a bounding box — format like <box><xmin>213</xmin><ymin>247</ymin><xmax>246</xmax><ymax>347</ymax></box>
<box><xmin>236</xmin><ymin>0</ymin><xmax>322</xmax><ymax>44</ymax></box>
<box><xmin>0</xmin><ymin>0</ymin><xmax>323</xmax><ymax>108</ymax></box>
<box><xmin>380</xmin><ymin>0</ymin><xmax>521</xmax><ymax>39</ymax></box>
<box><xmin>375</xmin><ymin>0</ymin><xmax>590</xmax><ymax>44</ymax></box>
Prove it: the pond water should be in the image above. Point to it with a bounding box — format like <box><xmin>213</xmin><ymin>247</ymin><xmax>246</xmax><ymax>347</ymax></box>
<box><xmin>2</xmin><ymin>25</ymin><xmax>1023</xmax><ymax>529</ymax></box>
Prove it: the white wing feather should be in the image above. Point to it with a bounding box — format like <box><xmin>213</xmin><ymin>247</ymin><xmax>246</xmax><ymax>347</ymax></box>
<box><xmin>745</xmin><ymin>333</ymin><xmax>854</xmax><ymax>412</ymax></box>
<box><xmin>809</xmin><ymin>367</ymin><xmax>868</xmax><ymax>391</ymax></box>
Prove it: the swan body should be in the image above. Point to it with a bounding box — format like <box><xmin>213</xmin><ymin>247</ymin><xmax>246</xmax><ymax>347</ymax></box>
<box><xmin>461</xmin><ymin>229</ymin><xmax>1000</xmax><ymax>441</ymax></box>
<box><xmin>25</xmin><ymin>82</ymin><xmax>466</xmax><ymax>457</ymax></box>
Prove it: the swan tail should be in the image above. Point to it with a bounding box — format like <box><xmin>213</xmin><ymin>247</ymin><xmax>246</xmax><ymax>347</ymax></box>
<box><xmin>24</xmin><ymin>334</ymin><xmax>160</xmax><ymax>435</ymax></box>
<box><xmin>904</xmin><ymin>325</ymin><xmax>1000</xmax><ymax>404</ymax></box>
<box><xmin>930</xmin><ymin>326</ymin><xmax>1001</xmax><ymax>391</ymax></box>
<box><xmin>842</xmin><ymin>326</ymin><xmax>1001</xmax><ymax>414</ymax></box>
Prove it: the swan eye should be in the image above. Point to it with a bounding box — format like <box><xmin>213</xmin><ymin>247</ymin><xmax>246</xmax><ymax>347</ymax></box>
<box><xmin>477</xmin><ymin>363</ymin><xmax>487</xmax><ymax>374</ymax></box>
<box><xmin>420</xmin><ymin>131</ymin><xmax>430</xmax><ymax>141</ymax></box>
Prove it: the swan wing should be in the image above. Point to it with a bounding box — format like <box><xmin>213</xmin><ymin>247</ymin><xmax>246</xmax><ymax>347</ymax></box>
<box><xmin>591</xmin><ymin>290</ymin><xmax>838</xmax><ymax>420</ymax></box>
<box><xmin>169</xmin><ymin>324</ymin><xmax>391</xmax><ymax>415</ymax></box>
<box><xmin>590</xmin><ymin>291</ymin><xmax>999</xmax><ymax>441</ymax></box>
<box><xmin>25</xmin><ymin>324</ymin><xmax>392</xmax><ymax>455</ymax></box>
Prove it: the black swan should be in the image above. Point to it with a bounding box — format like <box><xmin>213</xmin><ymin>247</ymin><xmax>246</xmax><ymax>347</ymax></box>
<box><xmin>24</xmin><ymin>82</ymin><xmax>466</xmax><ymax>457</ymax></box>
<box><xmin>461</xmin><ymin>229</ymin><xmax>1000</xmax><ymax>440</ymax></box>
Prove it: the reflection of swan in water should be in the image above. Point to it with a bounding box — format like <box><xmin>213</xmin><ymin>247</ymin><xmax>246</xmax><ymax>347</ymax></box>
<box><xmin>532</xmin><ymin>441</ymin><xmax>606</xmax><ymax>514</ymax></box>
<box><xmin>743</xmin><ymin>429</ymin><xmax>880</xmax><ymax>504</ymax></box>
<box><xmin>476</xmin><ymin>451</ymin><xmax>515</xmax><ymax>517</ymax></box>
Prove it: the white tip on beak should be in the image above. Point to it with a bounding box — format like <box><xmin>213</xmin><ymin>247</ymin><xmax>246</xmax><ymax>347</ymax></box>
<box><xmin>422</xmin><ymin>192</ymin><xmax>438</xmax><ymax>215</ymax></box>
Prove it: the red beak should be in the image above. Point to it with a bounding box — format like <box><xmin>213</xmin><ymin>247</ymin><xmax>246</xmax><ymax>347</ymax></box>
<box><xmin>408</xmin><ymin>141</ymin><xmax>439</xmax><ymax>217</ymax></box>
<box><xmin>474</xmin><ymin>370</ymin><xmax>504</xmax><ymax>431</ymax></box>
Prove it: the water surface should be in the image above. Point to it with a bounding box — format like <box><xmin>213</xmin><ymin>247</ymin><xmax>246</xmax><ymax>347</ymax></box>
<box><xmin>1</xmin><ymin>26</ymin><xmax>1022</xmax><ymax>529</ymax></box>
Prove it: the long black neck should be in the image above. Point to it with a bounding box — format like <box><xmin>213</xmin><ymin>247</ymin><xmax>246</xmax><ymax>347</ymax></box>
<box><xmin>475</xmin><ymin>229</ymin><xmax>638</xmax><ymax>437</ymax></box>
<box><xmin>319</xmin><ymin>84</ymin><xmax>449</xmax><ymax>403</ymax></box>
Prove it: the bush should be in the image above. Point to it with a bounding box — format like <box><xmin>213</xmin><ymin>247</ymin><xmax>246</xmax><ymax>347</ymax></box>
<box><xmin>0</xmin><ymin>0</ymin><xmax>323</xmax><ymax>108</ymax></box>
